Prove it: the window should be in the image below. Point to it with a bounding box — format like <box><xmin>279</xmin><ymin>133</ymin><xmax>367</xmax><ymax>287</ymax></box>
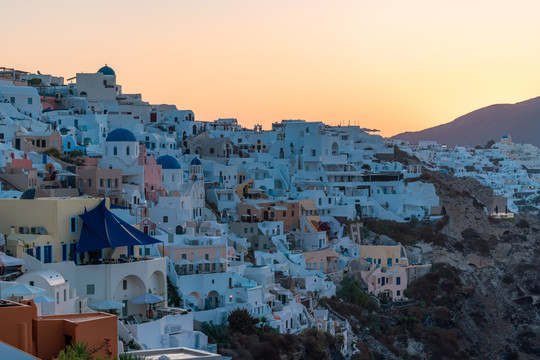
<box><xmin>243</xmin><ymin>228</ymin><xmax>247</xmax><ymax>234</ymax></box>
<box><xmin>35</xmin><ymin>246</ymin><xmax>41</xmax><ymax>261</ymax></box>
<box><xmin>205</xmin><ymin>254</ymin><xmax>209</xmax><ymax>260</ymax></box>
<box><xmin>64</xmin><ymin>289</ymin><xmax>67</xmax><ymax>301</ymax></box>
<box><xmin>10</xmin><ymin>97</ymin><xmax>15</xmax><ymax>104</ymax></box>
<box><xmin>163</xmin><ymin>216</ymin><xmax>168</xmax><ymax>223</ymax></box>
<box><xmin>70</xmin><ymin>217</ymin><xmax>77</xmax><ymax>233</ymax></box>
<box><xmin>107</xmin><ymin>179</ymin><xmax>111</xmax><ymax>188</ymax></box>
<box><xmin>113</xmin><ymin>146</ymin><xmax>118</xmax><ymax>155</ymax></box>
<box><xmin>29</xmin><ymin>281</ymin><xmax>34</xmax><ymax>286</ymax></box>
<box><xmin>86</xmin><ymin>284</ymin><xmax>95</xmax><ymax>295</ymax></box>
<box><xmin>100</xmin><ymin>179</ymin><xmax>104</xmax><ymax>187</ymax></box>
<box><xmin>126</xmin><ymin>146</ymin><xmax>130</xmax><ymax>155</ymax></box>
<box><xmin>56</xmin><ymin>292</ymin><xmax>60</xmax><ymax>304</ymax></box>
<box><xmin>123</xmin><ymin>280</ymin><xmax>127</xmax><ymax>290</ymax></box>
<box><xmin>88</xmin><ymin>179</ymin><xmax>92</xmax><ymax>188</ymax></box>
<box><xmin>181</xmin><ymin>254</ymin><xmax>187</xmax><ymax>259</ymax></box>
<box><xmin>283</xmin><ymin>211</ymin><xmax>286</xmax><ymax>217</ymax></box>
<box><xmin>28</xmin><ymin>97</ymin><xmax>33</xmax><ymax>105</ymax></box>
<box><xmin>396</xmin><ymin>277</ymin><xmax>401</xmax><ymax>285</ymax></box>
<box><xmin>291</xmin><ymin>211</ymin><xmax>294</xmax><ymax>217</ymax></box>
<box><xmin>62</xmin><ymin>243</ymin><xmax>68</xmax><ymax>261</ymax></box>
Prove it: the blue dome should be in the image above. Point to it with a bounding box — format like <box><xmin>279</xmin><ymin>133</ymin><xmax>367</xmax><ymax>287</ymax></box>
<box><xmin>98</xmin><ymin>65</ymin><xmax>116</xmax><ymax>76</ymax></box>
<box><xmin>191</xmin><ymin>157</ymin><xmax>202</xmax><ymax>165</ymax></box>
<box><xmin>106</xmin><ymin>128</ymin><xmax>136</xmax><ymax>142</ymax></box>
<box><xmin>157</xmin><ymin>155</ymin><xmax>181</xmax><ymax>170</ymax></box>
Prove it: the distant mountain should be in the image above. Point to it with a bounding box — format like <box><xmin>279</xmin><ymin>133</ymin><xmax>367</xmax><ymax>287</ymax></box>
<box><xmin>392</xmin><ymin>97</ymin><xmax>540</xmax><ymax>147</ymax></box>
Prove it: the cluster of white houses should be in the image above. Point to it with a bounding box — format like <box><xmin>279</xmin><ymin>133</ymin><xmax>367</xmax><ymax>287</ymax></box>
<box><xmin>13</xmin><ymin>65</ymin><xmax>537</xmax><ymax>358</ymax></box>
<box><xmin>393</xmin><ymin>136</ymin><xmax>540</xmax><ymax>214</ymax></box>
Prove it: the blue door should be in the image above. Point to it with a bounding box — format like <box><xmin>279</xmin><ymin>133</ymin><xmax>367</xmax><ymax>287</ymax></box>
<box><xmin>44</xmin><ymin>245</ymin><xmax>53</xmax><ymax>263</ymax></box>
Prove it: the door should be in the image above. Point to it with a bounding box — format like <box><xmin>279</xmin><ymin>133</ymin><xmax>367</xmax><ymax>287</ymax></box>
<box><xmin>44</xmin><ymin>245</ymin><xmax>52</xmax><ymax>263</ymax></box>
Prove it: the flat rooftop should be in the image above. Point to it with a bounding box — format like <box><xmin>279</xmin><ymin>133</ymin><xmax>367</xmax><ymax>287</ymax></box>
<box><xmin>126</xmin><ymin>347</ymin><xmax>221</xmax><ymax>360</ymax></box>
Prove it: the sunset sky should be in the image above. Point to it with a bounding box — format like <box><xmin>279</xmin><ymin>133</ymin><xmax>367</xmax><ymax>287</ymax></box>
<box><xmin>4</xmin><ymin>0</ymin><xmax>540</xmax><ymax>136</ymax></box>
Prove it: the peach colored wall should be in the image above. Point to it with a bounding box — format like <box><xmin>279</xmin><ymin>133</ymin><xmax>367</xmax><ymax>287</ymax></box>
<box><xmin>11</xmin><ymin>158</ymin><xmax>33</xmax><ymax>168</ymax></box>
<box><xmin>36</xmin><ymin>313</ymin><xmax>118</xmax><ymax>360</ymax></box>
<box><xmin>164</xmin><ymin>245</ymin><xmax>227</xmax><ymax>262</ymax></box>
<box><xmin>0</xmin><ymin>300</ymin><xmax>35</xmax><ymax>354</ymax></box>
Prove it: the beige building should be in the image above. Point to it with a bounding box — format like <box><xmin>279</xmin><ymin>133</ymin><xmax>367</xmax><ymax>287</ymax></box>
<box><xmin>359</xmin><ymin>244</ymin><xmax>409</xmax><ymax>268</ymax></box>
<box><xmin>1</xmin><ymin>197</ymin><xmax>105</xmax><ymax>263</ymax></box>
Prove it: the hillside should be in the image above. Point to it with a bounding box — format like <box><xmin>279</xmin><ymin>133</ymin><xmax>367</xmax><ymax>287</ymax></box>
<box><xmin>392</xmin><ymin>97</ymin><xmax>540</xmax><ymax>147</ymax></box>
<box><xmin>325</xmin><ymin>171</ymin><xmax>539</xmax><ymax>360</ymax></box>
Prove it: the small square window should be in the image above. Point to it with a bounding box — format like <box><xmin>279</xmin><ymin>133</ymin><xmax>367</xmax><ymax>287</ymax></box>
<box><xmin>87</xmin><ymin>284</ymin><xmax>95</xmax><ymax>295</ymax></box>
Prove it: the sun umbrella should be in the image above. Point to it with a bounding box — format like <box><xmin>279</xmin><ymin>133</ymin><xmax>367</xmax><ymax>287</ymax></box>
<box><xmin>90</xmin><ymin>299</ymin><xmax>124</xmax><ymax>310</ymax></box>
<box><xmin>3</xmin><ymin>283</ymin><xmax>45</xmax><ymax>297</ymax></box>
<box><xmin>131</xmin><ymin>292</ymin><xmax>163</xmax><ymax>304</ymax></box>
<box><xmin>33</xmin><ymin>294</ymin><xmax>55</xmax><ymax>303</ymax></box>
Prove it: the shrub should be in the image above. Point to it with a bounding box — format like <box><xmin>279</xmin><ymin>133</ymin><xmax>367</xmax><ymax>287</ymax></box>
<box><xmin>228</xmin><ymin>308</ymin><xmax>258</xmax><ymax>335</ymax></box>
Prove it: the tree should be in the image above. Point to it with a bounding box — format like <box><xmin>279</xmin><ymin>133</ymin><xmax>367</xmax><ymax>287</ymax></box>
<box><xmin>167</xmin><ymin>276</ymin><xmax>182</xmax><ymax>307</ymax></box>
<box><xmin>43</xmin><ymin>147</ymin><xmax>62</xmax><ymax>159</ymax></box>
<box><xmin>28</xmin><ymin>78</ymin><xmax>42</xmax><ymax>86</ymax></box>
<box><xmin>227</xmin><ymin>308</ymin><xmax>258</xmax><ymax>335</ymax></box>
<box><xmin>361</xmin><ymin>163</ymin><xmax>371</xmax><ymax>171</ymax></box>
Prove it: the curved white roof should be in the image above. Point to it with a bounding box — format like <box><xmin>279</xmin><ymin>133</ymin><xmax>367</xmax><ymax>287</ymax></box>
<box><xmin>30</xmin><ymin>269</ymin><xmax>66</xmax><ymax>286</ymax></box>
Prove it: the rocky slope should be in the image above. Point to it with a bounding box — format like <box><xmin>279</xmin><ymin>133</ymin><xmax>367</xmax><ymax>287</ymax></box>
<box><xmin>391</xmin><ymin>97</ymin><xmax>540</xmax><ymax>147</ymax></box>
<box><xmin>328</xmin><ymin>171</ymin><xmax>539</xmax><ymax>359</ymax></box>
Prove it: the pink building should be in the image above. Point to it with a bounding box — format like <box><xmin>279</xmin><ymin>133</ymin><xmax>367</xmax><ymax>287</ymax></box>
<box><xmin>138</xmin><ymin>144</ymin><xmax>162</xmax><ymax>202</ymax></box>
<box><xmin>363</xmin><ymin>266</ymin><xmax>408</xmax><ymax>300</ymax></box>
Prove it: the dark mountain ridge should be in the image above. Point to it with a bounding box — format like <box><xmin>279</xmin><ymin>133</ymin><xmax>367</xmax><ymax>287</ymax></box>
<box><xmin>392</xmin><ymin>97</ymin><xmax>540</xmax><ymax>147</ymax></box>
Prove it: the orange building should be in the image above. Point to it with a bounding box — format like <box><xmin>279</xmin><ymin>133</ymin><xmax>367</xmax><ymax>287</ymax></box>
<box><xmin>0</xmin><ymin>299</ymin><xmax>118</xmax><ymax>360</ymax></box>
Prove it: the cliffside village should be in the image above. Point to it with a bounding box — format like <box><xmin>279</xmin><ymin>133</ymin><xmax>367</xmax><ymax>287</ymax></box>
<box><xmin>0</xmin><ymin>66</ymin><xmax>536</xmax><ymax>359</ymax></box>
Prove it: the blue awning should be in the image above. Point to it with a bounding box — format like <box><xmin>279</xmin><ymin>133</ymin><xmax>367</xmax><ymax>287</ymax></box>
<box><xmin>76</xmin><ymin>200</ymin><xmax>161</xmax><ymax>253</ymax></box>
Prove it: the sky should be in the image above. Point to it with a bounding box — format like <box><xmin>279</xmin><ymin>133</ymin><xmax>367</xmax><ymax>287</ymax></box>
<box><xmin>3</xmin><ymin>0</ymin><xmax>540</xmax><ymax>137</ymax></box>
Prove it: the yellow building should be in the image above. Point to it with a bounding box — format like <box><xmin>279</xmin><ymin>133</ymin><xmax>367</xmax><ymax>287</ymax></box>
<box><xmin>359</xmin><ymin>244</ymin><xmax>409</xmax><ymax>268</ymax></box>
<box><xmin>0</xmin><ymin>197</ymin><xmax>105</xmax><ymax>263</ymax></box>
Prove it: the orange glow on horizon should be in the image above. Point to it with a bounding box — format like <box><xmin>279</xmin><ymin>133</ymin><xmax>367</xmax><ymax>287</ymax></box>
<box><xmin>3</xmin><ymin>0</ymin><xmax>540</xmax><ymax>137</ymax></box>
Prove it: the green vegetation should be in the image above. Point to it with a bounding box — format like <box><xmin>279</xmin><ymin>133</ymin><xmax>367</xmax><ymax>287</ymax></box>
<box><xmin>167</xmin><ymin>276</ymin><xmax>182</xmax><ymax>307</ymax></box>
<box><xmin>54</xmin><ymin>339</ymin><xmax>114</xmax><ymax>360</ymax></box>
<box><xmin>364</xmin><ymin>217</ymin><xmax>447</xmax><ymax>246</ymax></box>
<box><xmin>27</xmin><ymin>78</ymin><xmax>42</xmax><ymax>86</ymax></box>
<box><xmin>43</xmin><ymin>147</ymin><xmax>62</xmax><ymax>159</ymax></box>
<box><xmin>336</xmin><ymin>276</ymin><xmax>378</xmax><ymax>312</ymax></box>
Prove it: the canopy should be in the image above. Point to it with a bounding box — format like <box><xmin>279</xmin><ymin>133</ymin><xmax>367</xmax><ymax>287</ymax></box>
<box><xmin>131</xmin><ymin>292</ymin><xmax>163</xmax><ymax>304</ymax></box>
<box><xmin>3</xmin><ymin>283</ymin><xmax>45</xmax><ymax>297</ymax></box>
<box><xmin>90</xmin><ymin>300</ymin><xmax>124</xmax><ymax>310</ymax></box>
<box><xmin>174</xmin><ymin>258</ymin><xmax>193</xmax><ymax>265</ymax></box>
<box><xmin>76</xmin><ymin>200</ymin><xmax>162</xmax><ymax>253</ymax></box>
<box><xmin>0</xmin><ymin>252</ymin><xmax>24</xmax><ymax>267</ymax></box>
<box><xmin>33</xmin><ymin>294</ymin><xmax>55</xmax><ymax>303</ymax></box>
